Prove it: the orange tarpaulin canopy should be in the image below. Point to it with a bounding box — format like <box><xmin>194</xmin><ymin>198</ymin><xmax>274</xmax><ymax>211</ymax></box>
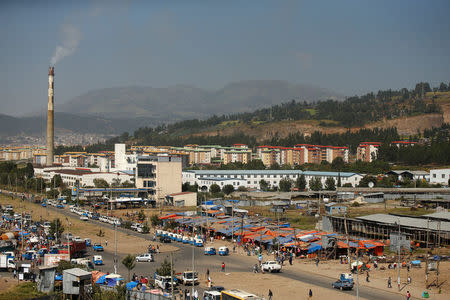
<box><xmin>337</xmin><ymin>241</ymin><xmax>349</xmax><ymax>248</ymax></box>
<box><xmin>159</xmin><ymin>214</ymin><xmax>177</xmax><ymax>220</ymax></box>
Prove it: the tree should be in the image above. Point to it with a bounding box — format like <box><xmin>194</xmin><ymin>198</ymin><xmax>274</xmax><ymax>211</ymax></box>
<box><xmin>237</xmin><ymin>186</ymin><xmax>248</xmax><ymax>192</ymax></box>
<box><xmin>46</xmin><ymin>189</ymin><xmax>59</xmax><ymax>199</ymax></box>
<box><xmin>324</xmin><ymin>177</ymin><xmax>336</xmax><ymax>190</ymax></box>
<box><xmin>209</xmin><ymin>184</ymin><xmax>221</xmax><ymax>194</ymax></box>
<box><xmin>111</xmin><ymin>178</ymin><xmax>121</xmax><ymax>188</ymax></box>
<box><xmin>61</xmin><ymin>188</ymin><xmax>72</xmax><ymax>202</ymax></box>
<box><xmin>309</xmin><ymin>177</ymin><xmax>322</xmax><ymax>191</ymax></box>
<box><xmin>222</xmin><ymin>184</ymin><xmax>235</xmax><ymax>195</ymax></box>
<box><xmin>296</xmin><ymin>174</ymin><xmax>306</xmax><ymax>190</ymax></box>
<box><xmin>150</xmin><ymin>215</ymin><xmax>162</xmax><ymax>227</ymax></box>
<box><xmin>337</xmin><ymin>173</ymin><xmax>342</xmax><ymax>187</ymax></box>
<box><xmin>121</xmin><ymin>254</ymin><xmax>136</xmax><ymax>282</ymax></box>
<box><xmin>156</xmin><ymin>258</ymin><xmax>174</xmax><ymax>277</ymax></box>
<box><xmin>259</xmin><ymin>179</ymin><xmax>269</xmax><ymax>191</ymax></box>
<box><xmin>121</xmin><ymin>181</ymin><xmax>134</xmax><ymax>188</ymax></box>
<box><xmin>358</xmin><ymin>175</ymin><xmax>377</xmax><ymax>187</ymax></box>
<box><xmin>278</xmin><ymin>178</ymin><xmax>292</xmax><ymax>192</ymax></box>
<box><xmin>331</xmin><ymin>157</ymin><xmax>345</xmax><ymax>170</ymax></box>
<box><xmin>49</xmin><ymin>218</ymin><xmax>64</xmax><ymax>241</ymax></box>
<box><xmin>93</xmin><ymin>178</ymin><xmax>109</xmax><ymax>188</ymax></box>
<box><xmin>51</xmin><ymin>174</ymin><xmax>63</xmax><ymax>188</ymax></box>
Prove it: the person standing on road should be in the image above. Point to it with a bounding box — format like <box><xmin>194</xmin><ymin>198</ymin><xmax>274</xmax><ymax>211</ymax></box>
<box><xmin>105</xmin><ymin>240</ymin><xmax>108</xmax><ymax>247</ymax></box>
<box><xmin>308</xmin><ymin>289</ymin><xmax>313</xmax><ymax>299</ymax></box>
<box><xmin>406</xmin><ymin>291</ymin><xmax>411</xmax><ymax>300</ymax></box>
<box><xmin>387</xmin><ymin>276</ymin><xmax>392</xmax><ymax>288</ymax></box>
<box><xmin>268</xmin><ymin>289</ymin><xmax>273</xmax><ymax>300</ymax></box>
<box><xmin>221</xmin><ymin>262</ymin><xmax>225</xmax><ymax>272</ymax></box>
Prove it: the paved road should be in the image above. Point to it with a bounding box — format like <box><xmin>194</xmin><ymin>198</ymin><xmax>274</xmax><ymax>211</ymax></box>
<box><xmin>44</xmin><ymin>205</ymin><xmax>404</xmax><ymax>299</ymax></box>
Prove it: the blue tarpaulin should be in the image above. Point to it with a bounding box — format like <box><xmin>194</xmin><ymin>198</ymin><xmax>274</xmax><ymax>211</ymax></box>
<box><xmin>126</xmin><ymin>281</ymin><xmax>139</xmax><ymax>290</ymax></box>
<box><xmin>308</xmin><ymin>243</ymin><xmax>322</xmax><ymax>253</ymax></box>
<box><xmin>96</xmin><ymin>275</ymin><xmax>107</xmax><ymax>284</ymax></box>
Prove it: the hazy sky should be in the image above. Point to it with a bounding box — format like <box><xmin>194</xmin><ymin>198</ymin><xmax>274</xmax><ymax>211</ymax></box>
<box><xmin>1</xmin><ymin>0</ymin><xmax>449</xmax><ymax>116</ymax></box>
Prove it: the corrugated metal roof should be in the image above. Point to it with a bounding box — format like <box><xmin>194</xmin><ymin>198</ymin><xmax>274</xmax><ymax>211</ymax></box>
<box><xmin>185</xmin><ymin>170</ymin><xmax>361</xmax><ymax>177</ymax></box>
<box><xmin>424</xmin><ymin>211</ymin><xmax>450</xmax><ymax>221</ymax></box>
<box><xmin>356</xmin><ymin>214</ymin><xmax>450</xmax><ymax>232</ymax></box>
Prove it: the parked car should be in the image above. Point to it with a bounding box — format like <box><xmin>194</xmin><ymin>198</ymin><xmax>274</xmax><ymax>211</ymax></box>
<box><xmin>80</xmin><ymin>215</ymin><xmax>89</xmax><ymax>221</ymax></box>
<box><xmin>93</xmin><ymin>255</ymin><xmax>103</xmax><ymax>265</ymax></box>
<box><xmin>56</xmin><ymin>204</ymin><xmax>64</xmax><ymax>209</ymax></box>
<box><xmin>218</xmin><ymin>246</ymin><xmax>229</xmax><ymax>256</ymax></box>
<box><xmin>160</xmin><ymin>236</ymin><xmax>172</xmax><ymax>243</ymax></box>
<box><xmin>332</xmin><ymin>279</ymin><xmax>354</xmax><ymax>290</ymax></box>
<box><xmin>194</xmin><ymin>238</ymin><xmax>203</xmax><ymax>247</ymax></box>
<box><xmin>93</xmin><ymin>244</ymin><xmax>104</xmax><ymax>251</ymax></box>
<box><xmin>204</xmin><ymin>247</ymin><xmax>216</xmax><ymax>256</ymax></box>
<box><xmin>261</xmin><ymin>261</ymin><xmax>282</xmax><ymax>273</ymax></box>
<box><xmin>135</xmin><ymin>253</ymin><xmax>154</xmax><ymax>262</ymax></box>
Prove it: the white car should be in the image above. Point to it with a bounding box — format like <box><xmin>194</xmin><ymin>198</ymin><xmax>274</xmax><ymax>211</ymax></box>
<box><xmin>135</xmin><ymin>253</ymin><xmax>154</xmax><ymax>262</ymax></box>
<box><xmin>73</xmin><ymin>236</ymin><xmax>83</xmax><ymax>242</ymax></box>
<box><xmin>261</xmin><ymin>261</ymin><xmax>282</xmax><ymax>273</ymax></box>
<box><xmin>80</xmin><ymin>215</ymin><xmax>89</xmax><ymax>221</ymax></box>
<box><xmin>42</xmin><ymin>221</ymin><xmax>51</xmax><ymax>229</ymax></box>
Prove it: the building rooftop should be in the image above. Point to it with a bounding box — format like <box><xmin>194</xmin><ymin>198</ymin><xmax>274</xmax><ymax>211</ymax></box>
<box><xmin>356</xmin><ymin>214</ymin><xmax>450</xmax><ymax>232</ymax></box>
<box><xmin>424</xmin><ymin>211</ymin><xmax>450</xmax><ymax>221</ymax></box>
<box><xmin>185</xmin><ymin>170</ymin><xmax>361</xmax><ymax>177</ymax></box>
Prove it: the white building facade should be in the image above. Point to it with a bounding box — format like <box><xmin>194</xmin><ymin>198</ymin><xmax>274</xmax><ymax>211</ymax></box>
<box><xmin>430</xmin><ymin>169</ymin><xmax>450</xmax><ymax>185</ymax></box>
<box><xmin>183</xmin><ymin>170</ymin><xmax>363</xmax><ymax>191</ymax></box>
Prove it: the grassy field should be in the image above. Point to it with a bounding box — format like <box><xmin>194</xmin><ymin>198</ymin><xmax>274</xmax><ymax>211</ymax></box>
<box><xmin>0</xmin><ymin>282</ymin><xmax>45</xmax><ymax>300</ymax></box>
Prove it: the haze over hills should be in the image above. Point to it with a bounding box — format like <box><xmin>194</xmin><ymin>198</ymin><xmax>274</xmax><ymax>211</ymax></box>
<box><xmin>58</xmin><ymin>80</ymin><xmax>341</xmax><ymax>119</ymax></box>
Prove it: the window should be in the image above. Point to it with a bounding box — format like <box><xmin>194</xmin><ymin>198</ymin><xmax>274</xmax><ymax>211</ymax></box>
<box><xmin>433</xmin><ymin>174</ymin><xmax>436</xmax><ymax>178</ymax></box>
<box><xmin>247</xmin><ymin>181</ymin><xmax>250</xmax><ymax>184</ymax></box>
<box><xmin>442</xmin><ymin>174</ymin><xmax>446</xmax><ymax>178</ymax></box>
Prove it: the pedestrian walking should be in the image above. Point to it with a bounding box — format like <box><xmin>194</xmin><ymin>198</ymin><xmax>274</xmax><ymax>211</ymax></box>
<box><xmin>407</xmin><ymin>275</ymin><xmax>411</xmax><ymax>284</ymax></box>
<box><xmin>221</xmin><ymin>262</ymin><xmax>225</xmax><ymax>272</ymax></box>
<box><xmin>289</xmin><ymin>255</ymin><xmax>293</xmax><ymax>265</ymax></box>
<box><xmin>315</xmin><ymin>257</ymin><xmax>319</xmax><ymax>267</ymax></box>
<box><xmin>105</xmin><ymin>240</ymin><xmax>108</xmax><ymax>247</ymax></box>
<box><xmin>406</xmin><ymin>291</ymin><xmax>411</xmax><ymax>300</ymax></box>
<box><xmin>387</xmin><ymin>276</ymin><xmax>392</xmax><ymax>288</ymax></box>
<box><xmin>308</xmin><ymin>289</ymin><xmax>313</xmax><ymax>299</ymax></box>
<box><xmin>366</xmin><ymin>271</ymin><xmax>370</xmax><ymax>282</ymax></box>
<box><xmin>268</xmin><ymin>289</ymin><xmax>273</xmax><ymax>300</ymax></box>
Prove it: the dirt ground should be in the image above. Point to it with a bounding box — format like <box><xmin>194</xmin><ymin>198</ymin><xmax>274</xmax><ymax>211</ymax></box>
<box><xmin>0</xmin><ymin>277</ymin><xmax>17</xmax><ymax>293</ymax></box>
<box><xmin>0</xmin><ymin>195</ymin><xmax>177</xmax><ymax>255</ymax></box>
<box><xmin>205</xmin><ymin>272</ymin><xmax>370</xmax><ymax>300</ymax></box>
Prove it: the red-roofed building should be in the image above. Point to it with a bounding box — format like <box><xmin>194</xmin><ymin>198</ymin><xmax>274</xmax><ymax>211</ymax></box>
<box><xmin>357</xmin><ymin>142</ymin><xmax>382</xmax><ymax>162</ymax></box>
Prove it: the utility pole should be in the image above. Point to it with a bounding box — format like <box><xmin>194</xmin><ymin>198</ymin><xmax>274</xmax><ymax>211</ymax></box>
<box><xmin>425</xmin><ymin>218</ymin><xmax>429</xmax><ymax>287</ymax></box>
<box><xmin>344</xmin><ymin>214</ymin><xmax>351</xmax><ymax>272</ymax></box>
<box><xmin>170</xmin><ymin>252</ymin><xmax>174</xmax><ymax>300</ymax></box>
<box><xmin>397</xmin><ymin>218</ymin><xmax>401</xmax><ymax>291</ymax></box>
<box><xmin>356</xmin><ymin>247</ymin><xmax>359</xmax><ymax>300</ymax></box>
<box><xmin>436</xmin><ymin>220</ymin><xmax>441</xmax><ymax>287</ymax></box>
<box><xmin>191</xmin><ymin>224</ymin><xmax>195</xmax><ymax>298</ymax></box>
<box><xmin>114</xmin><ymin>223</ymin><xmax>117</xmax><ymax>274</ymax></box>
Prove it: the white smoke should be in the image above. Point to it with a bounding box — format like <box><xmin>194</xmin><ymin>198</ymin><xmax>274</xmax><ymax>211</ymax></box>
<box><xmin>50</xmin><ymin>24</ymin><xmax>82</xmax><ymax>65</ymax></box>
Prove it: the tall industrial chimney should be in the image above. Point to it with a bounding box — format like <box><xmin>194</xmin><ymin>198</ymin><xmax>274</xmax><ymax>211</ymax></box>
<box><xmin>46</xmin><ymin>66</ymin><xmax>54</xmax><ymax>166</ymax></box>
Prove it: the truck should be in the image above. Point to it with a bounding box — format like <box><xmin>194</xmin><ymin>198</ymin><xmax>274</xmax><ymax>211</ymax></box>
<box><xmin>181</xmin><ymin>271</ymin><xmax>198</xmax><ymax>285</ymax></box>
<box><xmin>43</xmin><ymin>253</ymin><xmax>70</xmax><ymax>266</ymax></box>
<box><xmin>58</xmin><ymin>241</ymin><xmax>86</xmax><ymax>258</ymax></box>
<box><xmin>0</xmin><ymin>254</ymin><xmax>15</xmax><ymax>271</ymax></box>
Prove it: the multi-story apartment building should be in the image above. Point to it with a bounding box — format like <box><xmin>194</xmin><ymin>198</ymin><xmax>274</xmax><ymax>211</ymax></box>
<box><xmin>223</xmin><ymin>149</ymin><xmax>252</xmax><ymax>164</ymax></box>
<box><xmin>135</xmin><ymin>155</ymin><xmax>182</xmax><ymax>201</ymax></box>
<box><xmin>0</xmin><ymin>146</ymin><xmax>44</xmax><ymax>161</ymax></box>
<box><xmin>356</xmin><ymin>142</ymin><xmax>382</xmax><ymax>162</ymax></box>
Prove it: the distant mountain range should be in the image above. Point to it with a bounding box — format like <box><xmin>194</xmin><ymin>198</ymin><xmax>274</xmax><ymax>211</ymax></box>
<box><xmin>0</xmin><ymin>80</ymin><xmax>341</xmax><ymax>137</ymax></box>
<box><xmin>58</xmin><ymin>80</ymin><xmax>341</xmax><ymax>119</ymax></box>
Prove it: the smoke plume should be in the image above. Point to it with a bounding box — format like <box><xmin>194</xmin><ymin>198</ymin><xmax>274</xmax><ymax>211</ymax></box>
<box><xmin>50</xmin><ymin>24</ymin><xmax>82</xmax><ymax>65</ymax></box>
